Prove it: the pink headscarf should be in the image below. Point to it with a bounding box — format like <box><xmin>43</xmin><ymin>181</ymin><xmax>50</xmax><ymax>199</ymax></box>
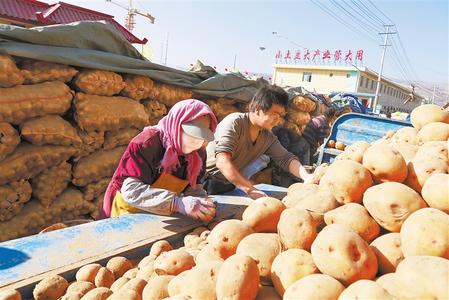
<box><xmin>157</xmin><ymin>99</ymin><xmax>218</xmax><ymax>186</ymax></box>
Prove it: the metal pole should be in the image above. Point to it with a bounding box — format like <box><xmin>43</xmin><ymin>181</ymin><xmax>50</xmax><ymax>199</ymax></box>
<box><xmin>373</xmin><ymin>25</ymin><xmax>396</xmax><ymax>112</ymax></box>
<box><xmin>432</xmin><ymin>85</ymin><xmax>436</xmax><ymax>104</ymax></box>
<box><xmin>233</xmin><ymin>54</ymin><xmax>237</xmax><ymax>70</ymax></box>
<box><xmin>164</xmin><ymin>32</ymin><xmax>169</xmax><ymax>65</ymax></box>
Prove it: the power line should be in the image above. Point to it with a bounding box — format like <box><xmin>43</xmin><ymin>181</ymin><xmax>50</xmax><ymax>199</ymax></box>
<box><xmin>349</xmin><ymin>0</ymin><xmax>384</xmax><ymax>27</ymax></box>
<box><xmin>367</xmin><ymin>0</ymin><xmax>395</xmax><ymax>24</ymax></box>
<box><xmin>354</xmin><ymin>0</ymin><xmax>386</xmax><ymax>25</ymax></box>
<box><xmin>310</xmin><ymin>0</ymin><xmax>381</xmax><ymax>44</ymax></box>
<box><xmin>331</xmin><ymin>0</ymin><xmax>383</xmax><ymax>33</ymax></box>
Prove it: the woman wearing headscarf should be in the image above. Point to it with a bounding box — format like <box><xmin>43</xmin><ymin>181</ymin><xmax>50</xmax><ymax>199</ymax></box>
<box><xmin>103</xmin><ymin>99</ymin><xmax>218</xmax><ymax>222</ymax></box>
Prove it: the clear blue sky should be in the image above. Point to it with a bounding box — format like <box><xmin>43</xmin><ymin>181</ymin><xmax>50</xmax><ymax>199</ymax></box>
<box><xmin>64</xmin><ymin>0</ymin><xmax>448</xmax><ymax>85</ymax></box>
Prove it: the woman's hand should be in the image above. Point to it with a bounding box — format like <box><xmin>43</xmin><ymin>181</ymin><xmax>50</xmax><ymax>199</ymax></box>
<box><xmin>173</xmin><ymin>196</ymin><xmax>216</xmax><ymax>223</ymax></box>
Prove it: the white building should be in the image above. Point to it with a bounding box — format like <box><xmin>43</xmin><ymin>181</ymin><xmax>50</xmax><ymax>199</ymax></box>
<box><xmin>272</xmin><ymin>64</ymin><xmax>423</xmax><ymax>113</ymax></box>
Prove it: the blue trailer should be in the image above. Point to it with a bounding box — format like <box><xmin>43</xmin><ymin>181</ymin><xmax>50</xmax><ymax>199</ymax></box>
<box><xmin>317</xmin><ymin>112</ymin><xmax>413</xmax><ymax>164</ymax></box>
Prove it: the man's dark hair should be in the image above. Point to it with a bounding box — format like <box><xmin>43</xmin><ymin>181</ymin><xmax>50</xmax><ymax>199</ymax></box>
<box><xmin>249</xmin><ymin>85</ymin><xmax>289</xmax><ymax>112</ymax></box>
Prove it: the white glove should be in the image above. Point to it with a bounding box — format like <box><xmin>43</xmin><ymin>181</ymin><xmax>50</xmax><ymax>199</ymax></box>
<box><xmin>173</xmin><ymin>196</ymin><xmax>216</xmax><ymax>222</ymax></box>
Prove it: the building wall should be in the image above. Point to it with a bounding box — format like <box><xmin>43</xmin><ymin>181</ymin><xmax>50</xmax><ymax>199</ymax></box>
<box><xmin>273</xmin><ymin>65</ymin><xmax>358</xmax><ymax>94</ymax></box>
<box><xmin>356</xmin><ymin>73</ymin><xmax>420</xmax><ymax>113</ymax></box>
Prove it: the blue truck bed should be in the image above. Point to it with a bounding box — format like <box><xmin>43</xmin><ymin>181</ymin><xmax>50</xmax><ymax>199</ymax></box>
<box><xmin>317</xmin><ymin>113</ymin><xmax>413</xmax><ymax>164</ymax></box>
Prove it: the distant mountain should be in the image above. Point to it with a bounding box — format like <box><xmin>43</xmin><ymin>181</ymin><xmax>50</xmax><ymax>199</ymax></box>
<box><xmin>392</xmin><ymin>79</ymin><xmax>448</xmax><ymax>106</ymax></box>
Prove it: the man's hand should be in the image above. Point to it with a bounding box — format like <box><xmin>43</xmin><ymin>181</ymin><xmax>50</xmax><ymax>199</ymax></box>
<box><xmin>242</xmin><ymin>186</ymin><xmax>267</xmax><ymax>199</ymax></box>
<box><xmin>173</xmin><ymin>196</ymin><xmax>216</xmax><ymax>223</ymax></box>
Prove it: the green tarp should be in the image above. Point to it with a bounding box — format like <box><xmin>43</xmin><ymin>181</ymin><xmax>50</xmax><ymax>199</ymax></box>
<box><xmin>0</xmin><ymin>21</ymin><xmax>263</xmax><ymax>102</ymax></box>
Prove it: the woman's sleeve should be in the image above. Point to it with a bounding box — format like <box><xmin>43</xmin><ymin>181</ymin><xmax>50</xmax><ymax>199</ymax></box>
<box><xmin>120</xmin><ymin>177</ymin><xmax>176</xmax><ymax>216</ymax></box>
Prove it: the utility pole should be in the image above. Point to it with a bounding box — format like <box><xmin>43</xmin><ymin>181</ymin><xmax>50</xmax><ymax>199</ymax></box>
<box><xmin>164</xmin><ymin>32</ymin><xmax>169</xmax><ymax>66</ymax></box>
<box><xmin>373</xmin><ymin>25</ymin><xmax>396</xmax><ymax>112</ymax></box>
<box><xmin>432</xmin><ymin>85</ymin><xmax>436</xmax><ymax>104</ymax></box>
<box><xmin>233</xmin><ymin>54</ymin><xmax>237</xmax><ymax>70</ymax></box>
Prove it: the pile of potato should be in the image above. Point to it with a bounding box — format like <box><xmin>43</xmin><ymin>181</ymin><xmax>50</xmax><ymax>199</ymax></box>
<box><xmin>4</xmin><ymin>102</ymin><xmax>444</xmax><ymax>300</ymax></box>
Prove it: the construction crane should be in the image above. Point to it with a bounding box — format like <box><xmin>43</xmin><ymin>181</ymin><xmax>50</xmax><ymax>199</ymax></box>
<box><xmin>105</xmin><ymin>0</ymin><xmax>155</xmax><ymax>32</ymax></box>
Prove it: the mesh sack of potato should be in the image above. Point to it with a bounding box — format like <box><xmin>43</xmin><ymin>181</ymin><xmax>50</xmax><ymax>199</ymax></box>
<box><xmin>283</xmin><ymin>121</ymin><xmax>302</xmax><ymax>135</ymax></box>
<box><xmin>0</xmin><ymin>122</ymin><xmax>20</xmax><ymax>162</ymax></box>
<box><xmin>74</xmin><ymin>128</ymin><xmax>104</xmax><ymax>161</ymax></box>
<box><xmin>74</xmin><ymin>93</ymin><xmax>148</xmax><ymax>132</ymax></box>
<box><xmin>0</xmin><ymin>180</ymin><xmax>32</xmax><ymax>221</ymax></box>
<box><xmin>142</xmin><ymin>99</ymin><xmax>167</xmax><ymax>125</ymax></box>
<box><xmin>20</xmin><ymin>115</ymin><xmax>82</xmax><ymax>146</ymax></box>
<box><xmin>207</xmin><ymin>99</ymin><xmax>240</xmax><ymax>121</ymax></box>
<box><xmin>0</xmin><ymin>54</ymin><xmax>24</xmax><ymax>88</ymax></box>
<box><xmin>286</xmin><ymin>110</ymin><xmax>311</xmax><ymax>127</ymax></box>
<box><xmin>92</xmin><ymin>193</ymin><xmax>105</xmax><ymax>220</ymax></box>
<box><xmin>73</xmin><ymin>70</ymin><xmax>125</xmax><ymax>96</ymax></box>
<box><xmin>289</xmin><ymin>95</ymin><xmax>317</xmax><ymax>113</ymax></box>
<box><xmin>31</xmin><ymin>161</ymin><xmax>72</xmax><ymax>208</ymax></box>
<box><xmin>103</xmin><ymin>128</ymin><xmax>139</xmax><ymax>150</ymax></box>
<box><xmin>82</xmin><ymin>178</ymin><xmax>110</xmax><ymax>201</ymax></box>
<box><xmin>20</xmin><ymin>59</ymin><xmax>79</xmax><ymax>84</ymax></box>
<box><xmin>0</xmin><ymin>188</ymin><xmax>96</xmax><ymax>241</ymax></box>
<box><xmin>148</xmin><ymin>82</ymin><xmax>193</xmax><ymax>107</ymax></box>
<box><xmin>0</xmin><ymin>81</ymin><xmax>73</xmax><ymax>124</ymax></box>
<box><xmin>120</xmin><ymin>74</ymin><xmax>154</xmax><ymax>100</ymax></box>
<box><xmin>0</xmin><ymin>144</ymin><xmax>75</xmax><ymax>185</ymax></box>
<box><xmin>72</xmin><ymin>146</ymin><xmax>125</xmax><ymax>186</ymax></box>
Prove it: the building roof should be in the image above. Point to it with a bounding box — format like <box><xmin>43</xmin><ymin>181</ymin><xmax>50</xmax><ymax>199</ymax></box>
<box><xmin>0</xmin><ymin>0</ymin><xmax>147</xmax><ymax>44</ymax></box>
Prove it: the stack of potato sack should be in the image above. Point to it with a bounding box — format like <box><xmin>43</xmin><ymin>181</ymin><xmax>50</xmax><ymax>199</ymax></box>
<box><xmin>0</xmin><ymin>55</ymin><xmax>164</xmax><ymax>242</ymax></box>
<box><xmin>7</xmin><ymin>103</ymin><xmax>446</xmax><ymax>300</ymax></box>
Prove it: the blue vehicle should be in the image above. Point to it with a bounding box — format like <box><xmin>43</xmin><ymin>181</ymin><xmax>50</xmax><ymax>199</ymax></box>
<box><xmin>317</xmin><ymin>112</ymin><xmax>413</xmax><ymax>164</ymax></box>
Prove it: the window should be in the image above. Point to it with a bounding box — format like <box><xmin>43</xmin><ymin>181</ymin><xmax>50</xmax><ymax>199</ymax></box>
<box><xmin>365</xmin><ymin>78</ymin><xmax>369</xmax><ymax>88</ymax></box>
<box><xmin>359</xmin><ymin>77</ymin><xmax>364</xmax><ymax>87</ymax></box>
<box><xmin>302</xmin><ymin>72</ymin><xmax>312</xmax><ymax>82</ymax></box>
<box><xmin>370</xmin><ymin>80</ymin><xmax>374</xmax><ymax>90</ymax></box>
<box><xmin>346</xmin><ymin>73</ymin><xmax>351</xmax><ymax>78</ymax></box>
<box><xmin>329</xmin><ymin>73</ymin><xmax>334</xmax><ymax>77</ymax></box>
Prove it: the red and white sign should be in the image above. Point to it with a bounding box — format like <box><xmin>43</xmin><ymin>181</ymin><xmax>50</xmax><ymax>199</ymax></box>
<box><xmin>275</xmin><ymin>49</ymin><xmax>364</xmax><ymax>64</ymax></box>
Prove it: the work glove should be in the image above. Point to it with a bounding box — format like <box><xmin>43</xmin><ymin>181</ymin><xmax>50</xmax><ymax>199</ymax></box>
<box><xmin>173</xmin><ymin>196</ymin><xmax>216</xmax><ymax>223</ymax></box>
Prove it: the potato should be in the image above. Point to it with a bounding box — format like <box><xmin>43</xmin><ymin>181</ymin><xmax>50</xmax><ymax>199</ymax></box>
<box><xmin>363</xmin><ymin>182</ymin><xmax>427</xmax><ymax>232</ymax></box>
<box><xmin>338</xmin><ymin>141</ymin><xmax>371</xmax><ymax>163</ymax></box>
<box><xmin>390</xmin><ymin>143</ymin><xmax>418</xmax><ymax>163</ymax></box>
<box><xmin>370</xmin><ymin>233</ymin><xmax>404</xmax><ymax>274</ymax></box>
<box><xmin>277</xmin><ymin>208</ymin><xmax>317</xmax><ymax>250</ymax></box>
<box><xmin>123</xmin><ymin>267</ymin><xmax>139</xmax><ymax>279</ymax></box>
<box><xmin>236</xmin><ymin>233</ymin><xmax>280</xmax><ymax>285</ymax></box>
<box><xmin>167</xmin><ymin>261</ymin><xmax>222</xmax><ymax>299</ymax></box>
<box><xmin>33</xmin><ymin>274</ymin><xmax>68</xmax><ymax>300</ymax></box>
<box><xmin>394</xmin><ymin>256</ymin><xmax>449</xmax><ymax>299</ymax></box>
<box><xmin>404</xmin><ymin>156</ymin><xmax>448</xmax><ymax>193</ymax></box>
<box><xmin>338</xmin><ymin>279</ymin><xmax>394</xmax><ymax>300</ymax></box>
<box><xmin>320</xmin><ymin>160</ymin><xmax>373</xmax><ymax>204</ymax></box>
<box><xmin>418</xmin><ymin>122</ymin><xmax>449</xmax><ymax>142</ymax></box>
<box><xmin>136</xmin><ymin>263</ymin><xmax>155</xmax><ymax>281</ymax></box>
<box><xmin>60</xmin><ymin>292</ymin><xmax>84</xmax><ymax>300</ymax></box>
<box><xmin>242</xmin><ymin>197</ymin><xmax>286</xmax><ymax>233</ymax></box>
<box><xmin>138</xmin><ymin>255</ymin><xmax>156</xmax><ymax>269</ymax></box>
<box><xmin>183</xmin><ymin>234</ymin><xmax>203</xmax><ymax>249</ymax></box>
<box><xmin>142</xmin><ymin>275</ymin><xmax>174</xmax><ymax>300</ymax></box>
<box><xmin>375</xmin><ymin>273</ymin><xmax>403</xmax><ymax>299</ymax></box>
<box><xmin>0</xmin><ymin>289</ymin><xmax>21</xmax><ymax>300</ymax></box>
<box><xmin>110</xmin><ymin>277</ymin><xmax>129</xmax><ymax>293</ymax></box>
<box><xmin>415</xmin><ymin>141</ymin><xmax>448</xmax><ymax>160</ymax></box>
<box><xmin>195</xmin><ymin>244</ymin><xmax>224</xmax><ymax>265</ymax></box>
<box><xmin>66</xmin><ymin>281</ymin><xmax>95</xmax><ymax>297</ymax></box>
<box><xmin>390</xmin><ymin>127</ymin><xmax>419</xmax><ymax>145</ymax></box>
<box><xmin>153</xmin><ymin>249</ymin><xmax>195</xmax><ymax>276</ymax></box>
<box><xmin>400</xmin><ymin>208</ymin><xmax>449</xmax><ymax>258</ymax></box>
<box><xmin>362</xmin><ymin>144</ymin><xmax>408</xmax><ymax>183</ymax></box>
<box><xmin>120</xmin><ymin>278</ymin><xmax>147</xmax><ymax>296</ymax></box>
<box><xmin>410</xmin><ymin>104</ymin><xmax>449</xmax><ymax>130</ymax></box>
<box><xmin>255</xmin><ymin>286</ymin><xmax>281</xmax><ymax>300</ymax></box>
<box><xmin>215</xmin><ymin>254</ymin><xmax>260</xmax><ymax>300</ymax></box>
<box><xmin>106</xmin><ymin>256</ymin><xmax>133</xmax><ymax>278</ymax></box>
<box><xmin>206</xmin><ymin>219</ymin><xmax>253</xmax><ymax>259</ymax></box>
<box><xmin>421</xmin><ymin>173</ymin><xmax>449</xmax><ymax>213</ymax></box>
<box><xmin>149</xmin><ymin>240</ymin><xmax>173</xmax><ymax>257</ymax></box>
<box><xmin>311</xmin><ymin>163</ymin><xmax>329</xmax><ymax>183</ymax></box>
<box><xmin>107</xmin><ymin>289</ymin><xmax>140</xmax><ymax>300</ymax></box>
<box><xmin>311</xmin><ymin>224</ymin><xmax>377</xmax><ymax>285</ymax></box>
<box><xmin>283</xmin><ymin>274</ymin><xmax>345</xmax><ymax>300</ymax></box>
<box><xmin>271</xmin><ymin>249</ymin><xmax>318</xmax><ymax>296</ymax></box>
<box><xmin>324</xmin><ymin>203</ymin><xmax>380</xmax><ymax>242</ymax></box>
<box><xmin>283</xmin><ymin>184</ymin><xmax>339</xmax><ymax>227</ymax></box>
<box><xmin>335</xmin><ymin>141</ymin><xmax>346</xmax><ymax>150</ymax></box>
<box><xmin>79</xmin><ymin>287</ymin><xmax>112</xmax><ymax>300</ymax></box>
<box><xmin>94</xmin><ymin>267</ymin><xmax>115</xmax><ymax>288</ymax></box>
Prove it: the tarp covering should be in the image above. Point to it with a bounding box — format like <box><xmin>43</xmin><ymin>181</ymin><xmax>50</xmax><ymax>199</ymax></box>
<box><xmin>0</xmin><ymin>21</ymin><xmax>262</xmax><ymax>102</ymax></box>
